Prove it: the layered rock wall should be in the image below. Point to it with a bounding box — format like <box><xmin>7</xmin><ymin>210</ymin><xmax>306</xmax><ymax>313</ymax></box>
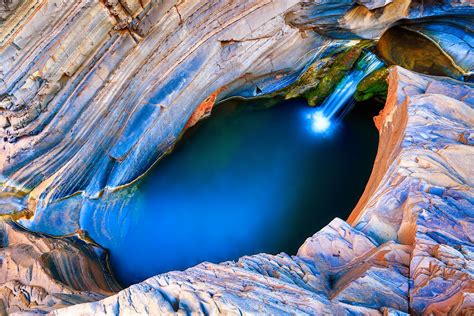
<box><xmin>0</xmin><ymin>220</ymin><xmax>121</xmax><ymax>314</ymax></box>
<box><xmin>0</xmin><ymin>0</ymin><xmax>334</xmax><ymax>210</ymax></box>
<box><xmin>49</xmin><ymin>68</ymin><xmax>474</xmax><ymax>315</ymax></box>
<box><xmin>0</xmin><ymin>1</ymin><xmax>473</xmax><ymax>315</ymax></box>
<box><xmin>1</xmin><ymin>0</ymin><xmax>472</xmax><ymax>215</ymax></box>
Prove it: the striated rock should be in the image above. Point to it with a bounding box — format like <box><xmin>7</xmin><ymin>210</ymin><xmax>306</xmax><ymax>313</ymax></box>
<box><xmin>0</xmin><ymin>0</ymin><xmax>338</xmax><ymax>211</ymax></box>
<box><xmin>0</xmin><ymin>0</ymin><xmax>472</xmax><ymax>217</ymax></box>
<box><xmin>350</xmin><ymin>66</ymin><xmax>474</xmax><ymax>313</ymax></box>
<box><xmin>50</xmin><ymin>218</ymin><xmax>410</xmax><ymax>315</ymax></box>
<box><xmin>401</xmin><ymin>20</ymin><xmax>474</xmax><ymax>76</ymax></box>
<box><xmin>349</xmin><ymin>67</ymin><xmax>473</xmax><ymax>241</ymax></box>
<box><xmin>0</xmin><ymin>0</ymin><xmax>472</xmax><ymax>315</ymax></box>
<box><xmin>50</xmin><ymin>67</ymin><xmax>473</xmax><ymax>315</ymax></box>
<box><xmin>287</xmin><ymin>0</ymin><xmax>473</xmax><ymax>39</ymax></box>
<box><xmin>357</xmin><ymin>0</ymin><xmax>393</xmax><ymax>10</ymax></box>
<box><xmin>0</xmin><ymin>220</ymin><xmax>121</xmax><ymax>314</ymax></box>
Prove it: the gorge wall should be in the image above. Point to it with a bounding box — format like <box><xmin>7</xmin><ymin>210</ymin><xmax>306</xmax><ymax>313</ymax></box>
<box><xmin>1</xmin><ymin>0</ymin><xmax>472</xmax><ymax>214</ymax></box>
<box><xmin>49</xmin><ymin>66</ymin><xmax>474</xmax><ymax>315</ymax></box>
<box><xmin>0</xmin><ymin>0</ymin><xmax>473</xmax><ymax>314</ymax></box>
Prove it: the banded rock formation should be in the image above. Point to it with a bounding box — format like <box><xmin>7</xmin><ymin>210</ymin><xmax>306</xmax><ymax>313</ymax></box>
<box><xmin>49</xmin><ymin>68</ymin><xmax>473</xmax><ymax>315</ymax></box>
<box><xmin>0</xmin><ymin>0</ymin><xmax>472</xmax><ymax>215</ymax></box>
<box><xmin>350</xmin><ymin>66</ymin><xmax>474</xmax><ymax>314</ymax></box>
<box><xmin>0</xmin><ymin>0</ymin><xmax>473</xmax><ymax>315</ymax></box>
<box><xmin>0</xmin><ymin>220</ymin><xmax>121</xmax><ymax>314</ymax></box>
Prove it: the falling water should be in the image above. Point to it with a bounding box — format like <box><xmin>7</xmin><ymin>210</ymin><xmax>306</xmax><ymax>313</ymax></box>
<box><xmin>310</xmin><ymin>51</ymin><xmax>384</xmax><ymax>133</ymax></box>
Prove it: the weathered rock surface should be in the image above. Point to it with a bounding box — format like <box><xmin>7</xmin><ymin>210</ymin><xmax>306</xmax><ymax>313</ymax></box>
<box><xmin>0</xmin><ymin>0</ymin><xmax>337</xmax><ymax>211</ymax></box>
<box><xmin>403</xmin><ymin>21</ymin><xmax>473</xmax><ymax>75</ymax></box>
<box><xmin>51</xmin><ymin>218</ymin><xmax>410</xmax><ymax>315</ymax></box>
<box><xmin>0</xmin><ymin>220</ymin><xmax>121</xmax><ymax>314</ymax></box>
<box><xmin>48</xmin><ymin>68</ymin><xmax>473</xmax><ymax>315</ymax></box>
<box><xmin>350</xmin><ymin>66</ymin><xmax>474</xmax><ymax>314</ymax></box>
<box><xmin>376</xmin><ymin>23</ymin><xmax>473</xmax><ymax>80</ymax></box>
<box><xmin>0</xmin><ymin>0</ymin><xmax>472</xmax><ymax>215</ymax></box>
<box><xmin>0</xmin><ymin>0</ymin><xmax>473</xmax><ymax>315</ymax></box>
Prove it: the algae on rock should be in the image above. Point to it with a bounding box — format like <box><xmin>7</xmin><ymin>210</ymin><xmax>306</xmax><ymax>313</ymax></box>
<box><xmin>355</xmin><ymin>67</ymin><xmax>389</xmax><ymax>102</ymax></box>
<box><xmin>280</xmin><ymin>41</ymin><xmax>375</xmax><ymax>106</ymax></box>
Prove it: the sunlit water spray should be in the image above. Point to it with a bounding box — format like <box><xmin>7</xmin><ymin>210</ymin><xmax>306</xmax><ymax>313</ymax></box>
<box><xmin>310</xmin><ymin>51</ymin><xmax>384</xmax><ymax>133</ymax></box>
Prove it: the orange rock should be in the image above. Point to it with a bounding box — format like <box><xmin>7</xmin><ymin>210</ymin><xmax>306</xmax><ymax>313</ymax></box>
<box><xmin>184</xmin><ymin>87</ymin><xmax>225</xmax><ymax>130</ymax></box>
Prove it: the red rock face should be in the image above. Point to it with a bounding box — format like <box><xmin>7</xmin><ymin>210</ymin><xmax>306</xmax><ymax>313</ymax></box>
<box><xmin>183</xmin><ymin>87</ymin><xmax>225</xmax><ymax>130</ymax></box>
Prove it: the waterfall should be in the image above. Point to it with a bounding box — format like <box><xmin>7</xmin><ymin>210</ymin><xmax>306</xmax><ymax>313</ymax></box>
<box><xmin>310</xmin><ymin>51</ymin><xmax>384</xmax><ymax>133</ymax></box>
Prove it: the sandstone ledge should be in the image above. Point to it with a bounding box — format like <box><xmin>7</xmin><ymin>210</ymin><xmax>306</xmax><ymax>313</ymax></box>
<box><xmin>0</xmin><ymin>220</ymin><xmax>121</xmax><ymax>314</ymax></box>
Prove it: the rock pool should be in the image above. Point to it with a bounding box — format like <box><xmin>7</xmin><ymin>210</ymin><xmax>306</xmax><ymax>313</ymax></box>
<box><xmin>81</xmin><ymin>97</ymin><xmax>379</xmax><ymax>286</ymax></box>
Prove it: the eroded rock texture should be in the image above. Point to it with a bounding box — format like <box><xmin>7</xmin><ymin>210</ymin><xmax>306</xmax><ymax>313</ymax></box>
<box><xmin>0</xmin><ymin>0</ymin><xmax>473</xmax><ymax>315</ymax></box>
<box><xmin>376</xmin><ymin>22</ymin><xmax>473</xmax><ymax>80</ymax></box>
<box><xmin>0</xmin><ymin>0</ymin><xmax>336</xmax><ymax>212</ymax></box>
<box><xmin>0</xmin><ymin>221</ymin><xmax>121</xmax><ymax>314</ymax></box>
<box><xmin>48</xmin><ymin>69</ymin><xmax>473</xmax><ymax>315</ymax></box>
<box><xmin>0</xmin><ymin>0</ymin><xmax>472</xmax><ymax>215</ymax></box>
<box><xmin>350</xmin><ymin>66</ymin><xmax>474</xmax><ymax>314</ymax></box>
<box><xmin>49</xmin><ymin>218</ymin><xmax>409</xmax><ymax>315</ymax></box>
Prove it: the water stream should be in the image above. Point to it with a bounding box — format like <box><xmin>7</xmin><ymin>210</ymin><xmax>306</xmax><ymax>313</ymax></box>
<box><xmin>309</xmin><ymin>52</ymin><xmax>384</xmax><ymax>133</ymax></box>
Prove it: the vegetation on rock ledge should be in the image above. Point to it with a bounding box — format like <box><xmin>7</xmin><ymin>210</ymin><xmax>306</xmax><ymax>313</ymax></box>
<box><xmin>279</xmin><ymin>40</ymin><xmax>375</xmax><ymax>106</ymax></box>
<box><xmin>355</xmin><ymin>67</ymin><xmax>389</xmax><ymax>102</ymax></box>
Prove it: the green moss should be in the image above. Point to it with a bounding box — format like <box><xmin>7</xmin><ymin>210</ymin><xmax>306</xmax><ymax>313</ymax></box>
<box><xmin>279</xmin><ymin>40</ymin><xmax>375</xmax><ymax>106</ymax></box>
<box><xmin>354</xmin><ymin>67</ymin><xmax>389</xmax><ymax>102</ymax></box>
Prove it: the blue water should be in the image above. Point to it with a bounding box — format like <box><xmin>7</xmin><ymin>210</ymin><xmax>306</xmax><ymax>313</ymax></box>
<box><xmin>81</xmin><ymin>98</ymin><xmax>379</xmax><ymax>286</ymax></box>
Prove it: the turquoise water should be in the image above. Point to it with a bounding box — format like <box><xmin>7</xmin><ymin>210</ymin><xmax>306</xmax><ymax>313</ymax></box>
<box><xmin>82</xmin><ymin>97</ymin><xmax>379</xmax><ymax>286</ymax></box>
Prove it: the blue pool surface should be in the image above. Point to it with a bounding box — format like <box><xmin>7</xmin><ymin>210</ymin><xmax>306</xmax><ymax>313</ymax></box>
<box><xmin>81</xmin><ymin>97</ymin><xmax>379</xmax><ymax>286</ymax></box>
